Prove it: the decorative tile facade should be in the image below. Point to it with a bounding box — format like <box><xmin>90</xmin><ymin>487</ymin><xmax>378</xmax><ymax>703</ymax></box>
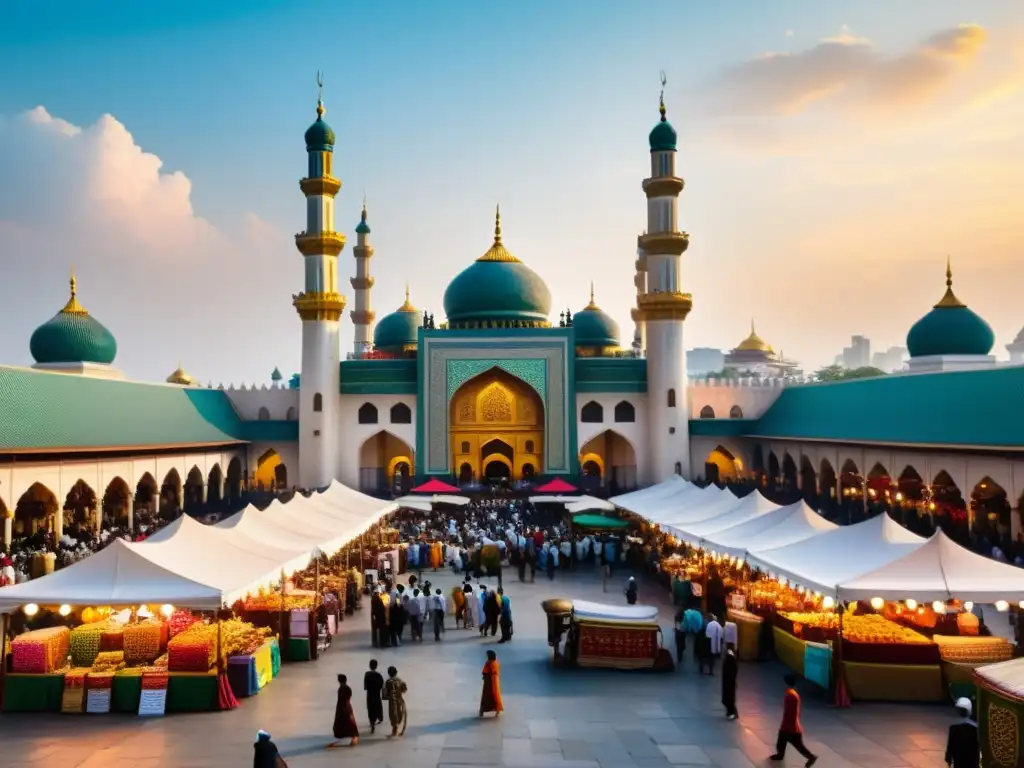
<box><xmin>419</xmin><ymin>334</ymin><xmax>573</xmax><ymax>475</ymax></box>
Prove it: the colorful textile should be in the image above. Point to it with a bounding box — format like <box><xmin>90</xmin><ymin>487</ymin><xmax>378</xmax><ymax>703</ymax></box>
<box><xmin>577</xmin><ymin>623</ymin><xmax>657</xmax><ymax>667</ymax></box>
<box><xmin>480</xmin><ymin>660</ymin><xmax>503</xmax><ymax>713</ymax></box>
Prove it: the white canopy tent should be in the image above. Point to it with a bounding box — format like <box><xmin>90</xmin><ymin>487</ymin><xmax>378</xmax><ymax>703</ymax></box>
<box><xmin>746</xmin><ymin>514</ymin><xmax>925</xmax><ymax>596</ymax></box>
<box><xmin>699</xmin><ymin>500</ymin><xmax>837</xmax><ymax>558</ymax></box>
<box><xmin>393</xmin><ymin>493</ymin><xmax>470</xmax><ymax>507</ymax></box>
<box><xmin>650</xmin><ymin>485</ymin><xmax>737</xmax><ymax>528</ymax></box>
<box><xmin>614</xmin><ymin>480</ymin><xmax>701</xmax><ymax>517</ymax></box>
<box><xmin>0</xmin><ymin>539</ymin><xmax>224</xmax><ymax>612</ymax></box>
<box><xmin>566</xmin><ymin>496</ymin><xmax>616</xmax><ymax>513</ymax></box>
<box><xmin>669</xmin><ymin>491</ymin><xmax>780</xmax><ymax>546</ymax></box>
<box><xmin>572</xmin><ymin>600</ymin><xmax>658</xmax><ymax>623</ymax></box>
<box><xmin>609</xmin><ymin>477</ymin><xmax>690</xmax><ymax>513</ymax></box>
<box><xmin>838</xmin><ymin>529</ymin><xmax>1024</xmax><ymax>603</ymax></box>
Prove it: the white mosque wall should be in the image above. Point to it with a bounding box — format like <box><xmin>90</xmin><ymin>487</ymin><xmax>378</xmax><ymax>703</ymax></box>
<box><xmin>337</xmin><ymin>394</ymin><xmax>417</xmax><ymax>489</ymax></box>
<box><xmin>576</xmin><ymin>393</ymin><xmax>649</xmax><ymax>483</ymax></box>
<box><xmin>223</xmin><ymin>384</ymin><xmax>300</xmax><ymax>421</ymax></box>
<box><xmin>688</xmin><ymin>378</ymin><xmax>786</xmax><ymax>420</ymax></box>
<box><xmin>0</xmin><ymin>448</ymin><xmax>245</xmax><ymax>513</ymax></box>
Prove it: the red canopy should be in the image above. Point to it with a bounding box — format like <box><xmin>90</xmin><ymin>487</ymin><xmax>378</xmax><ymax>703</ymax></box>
<box><xmin>411</xmin><ymin>478</ymin><xmax>461</xmax><ymax>493</ymax></box>
<box><xmin>534</xmin><ymin>478</ymin><xmax>578</xmax><ymax>493</ymax></box>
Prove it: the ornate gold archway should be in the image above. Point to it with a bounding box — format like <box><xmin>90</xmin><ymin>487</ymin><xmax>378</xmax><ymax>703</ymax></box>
<box><xmin>450</xmin><ymin>368</ymin><xmax>543</xmax><ymax>482</ymax></box>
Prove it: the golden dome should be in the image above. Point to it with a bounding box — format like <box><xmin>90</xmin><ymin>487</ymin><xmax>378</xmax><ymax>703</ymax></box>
<box><xmin>735</xmin><ymin>320</ymin><xmax>773</xmax><ymax>353</ymax></box>
<box><xmin>476</xmin><ymin>204</ymin><xmax>520</xmax><ymax>263</ymax></box>
<box><xmin>166</xmin><ymin>362</ymin><xmax>196</xmax><ymax>386</ymax></box>
<box><xmin>397</xmin><ymin>284</ymin><xmax>417</xmax><ymax>313</ymax></box>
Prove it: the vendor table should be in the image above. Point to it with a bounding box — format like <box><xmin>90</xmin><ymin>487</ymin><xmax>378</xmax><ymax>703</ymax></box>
<box><xmin>3</xmin><ymin>672</ymin><xmax>65</xmax><ymax>713</ymax></box>
<box><xmin>842</xmin><ymin>661</ymin><xmax>945</xmax><ymax>703</ymax></box>
<box><xmin>112</xmin><ymin>671</ymin><xmax>143</xmax><ymax>713</ymax></box>
<box><xmin>726</xmin><ymin>610</ymin><xmax>761</xmax><ymax>662</ymax></box>
<box><xmin>166</xmin><ymin>672</ymin><xmax>218</xmax><ymax>712</ymax></box>
<box><xmin>227</xmin><ymin>639</ymin><xmax>277</xmax><ymax>698</ymax></box>
<box><xmin>977</xmin><ymin>675</ymin><xmax>1024</xmax><ymax>767</ymax></box>
<box><xmin>772</xmin><ymin>627</ymin><xmax>805</xmax><ymax>677</ymax></box>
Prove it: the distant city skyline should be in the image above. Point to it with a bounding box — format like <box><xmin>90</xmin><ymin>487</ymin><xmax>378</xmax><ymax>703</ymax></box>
<box><xmin>1</xmin><ymin>1</ymin><xmax>1022</xmax><ymax>384</ymax></box>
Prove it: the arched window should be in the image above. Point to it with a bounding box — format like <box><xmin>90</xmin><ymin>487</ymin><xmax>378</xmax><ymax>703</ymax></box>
<box><xmin>390</xmin><ymin>402</ymin><xmax>412</xmax><ymax>424</ymax></box>
<box><xmin>358</xmin><ymin>403</ymin><xmax>378</xmax><ymax>424</ymax></box>
<box><xmin>581</xmin><ymin>401</ymin><xmax>604</xmax><ymax>423</ymax></box>
<box><xmin>674</xmin><ymin>462</ymin><xmax>682</xmax><ymax>476</ymax></box>
<box><xmin>614</xmin><ymin>401</ymin><xmax>635</xmax><ymax>423</ymax></box>
<box><xmin>667</xmin><ymin>389</ymin><xmax>676</xmax><ymax>408</ymax></box>
<box><xmin>312</xmin><ymin>393</ymin><xmax>323</xmax><ymax>413</ymax></box>
<box><xmin>460</xmin><ymin>441</ymin><xmax>471</xmax><ymax>454</ymax></box>
<box><xmin>729</xmin><ymin>405</ymin><xmax>743</xmax><ymax>419</ymax></box>
<box><xmin>699</xmin><ymin>405</ymin><xmax>715</xmax><ymax>419</ymax></box>
<box><xmin>525</xmin><ymin>440</ymin><xmax>535</xmax><ymax>453</ymax></box>
<box><xmin>257</xmin><ymin>406</ymin><xmax>270</xmax><ymax>421</ymax></box>
<box><xmin>522</xmin><ymin>463</ymin><xmax>536</xmax><ymax>480</ymax></box>
<box><xmin>285</xmin><ymin>406</ymin><xmax>297</xmax><ymax>420</ymax></box>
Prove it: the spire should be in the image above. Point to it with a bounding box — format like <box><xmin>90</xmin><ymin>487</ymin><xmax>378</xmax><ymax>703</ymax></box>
<box><xmin>934</xmin><ymin>256</ymin><xmax>966</xmax><ymax>308</ymax></box>
<box><xmin>398</xmin><ymin>283</ymin><xmax>416</xmax><ymax>312</ymax></box>
<box><xmin>355</xmin><ymin>195</ymin><xmax>371</xmax><ymax>234</ymax></box>
<box><xmin>476</xmin><ymin>204</ymin><xmax>518</xmax><ymax>263</ymax></box>
<box><xmin>316</xmin><ymin>71</ymin><xmax>325</xmax><ymax>118</ymax></box>
<box><xmin>659</xmin><ymin>70</ymin><xmax>667</xmax><ymax>122</ymax></box>
<box><xmin>584</xmin><ymin>281</ymin><xmax>600</xmax><ymax>311</ymax></box>
<box><xmin>61</xmin><ymin>267</ymin><xmax>87</xmax><ymax>315</ymax></box>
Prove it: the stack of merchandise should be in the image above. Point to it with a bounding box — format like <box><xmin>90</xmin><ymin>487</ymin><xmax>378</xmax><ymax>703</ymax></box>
<box><xmin>167</xmin><ymin>609</ymin><xmax>200</xmax><ymax>638</ymax></box>
<box><xmin>123</xmin><ymin>621</ymin><xmax>169</xmax><ymax>665</ymax></box>
<box><xmin>11</xmin><ymin>627</ymin><xmax>70</xmax><ymax>673</ymax></box>
<box><xmin>91</xmin><ymin>651</ymin><xmax>126</xmax><ymax>672</ymax></box>
<box><xmin>167</xmin><ymin>624</ymin><xmax>218</xmax><ymax>672</ymax></box>
<box><xmin>70</xmin><ymin>622</ymin><xmax>112</xmax><ymax>667</ymax></box>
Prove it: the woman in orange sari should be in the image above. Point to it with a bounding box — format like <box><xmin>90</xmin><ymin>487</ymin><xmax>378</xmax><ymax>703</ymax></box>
<box><xmin>479</xmin><ymin>650</ymin><xmax>503</xmax><ymax>717</ymax></box>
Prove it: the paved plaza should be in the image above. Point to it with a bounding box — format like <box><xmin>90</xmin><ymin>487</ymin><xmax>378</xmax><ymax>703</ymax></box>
<box><xmin>0</xmin><ymin>569</ymin><xmax>955</xmax><ymax>767</ymax></box>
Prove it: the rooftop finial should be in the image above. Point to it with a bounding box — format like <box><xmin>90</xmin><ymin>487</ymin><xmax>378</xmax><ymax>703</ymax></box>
<box><xmin>399</xmin><ymin>282</ymin><xmax>416</xmax><ymax>312</ymax></box>
<box><xmin>70</xmin><ymin>266</ymin><xmax>77</xmax><ymax>301</ymax></box>
<box><xmin>934</xmin><ymin>255</ymin><xmax>966</xmax><ymax>308</ymax></box>
<box><xmin>584</xmin><ymin>281</ymin><xmax>600</xmax><ymax>311</ymax></box>
<box><xmin>405</xmin><ymin>283</ymin><xmax>410</xmax><ymax>303</ymax></box>
<box><xmin>590</xmin><ymin>281</ymin><xmax>595</xmax><ymax>304</ymax></box>
<box><xmin>316</xmin><ymin>71</ymin><xmax>325</xmax><ymax>118</ymax></box>
<box><xmin>494</xmin><ymin>204</ymin><xmax>502</xmax><ymax>244</ymax></box>
<box><xmin>361</xmin><ymin>195</ymin><xmax>367</xmax><ymax>222</ymax></box>
<box><xmin>750</xmin><ymin>318</ymin><xmax>756</xmax><ymax>334</ymax></box>
<box><xmin>659</xmin><ymin>70</ymin><xmax>667</xmax><ymax>122</ymax></box>
<box><xmin>61</xmin><ymin>266</ymin><xmax>87</xmax><ymax>315</ymax></box>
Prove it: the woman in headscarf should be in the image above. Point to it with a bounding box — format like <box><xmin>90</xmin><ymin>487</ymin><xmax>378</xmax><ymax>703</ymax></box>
<box><xmin>451</xmin><ymin>584</ymin><xmax>466</xmax><ymax>629</ymax></box>
<box><xmin>253</xmin><ymin>729</ymin><xmax>284</xmax><ymax>767</ymax></box>
<box><xmin>328</xmin><ymin>674</ymin><xmax>360</xmax><ymax>748</ymax></box>
<box><xmin>625</xmin><ymin>576</ymin><xmax>638</xmax><ymax>605</ymax></box>
<box><xmin>484</xmin><ymin>589</ymin><xmax>501</xmax><ymax>638</ymax></box>
<box><xmin>383</xmin><ymin>665</ymin><xmax>409</xmax><ymax>736</ymax></box>
<box><xmin>479</xmin><ymin>649</ymin><xmax>503</xmax><ymax>717</ymax></box>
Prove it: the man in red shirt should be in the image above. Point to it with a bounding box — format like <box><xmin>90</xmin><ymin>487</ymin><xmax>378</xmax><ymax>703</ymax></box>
<box><xmin>770</xmin><ymin>674</ymin><xmax>817</xmax><ymax>766</ymax></box>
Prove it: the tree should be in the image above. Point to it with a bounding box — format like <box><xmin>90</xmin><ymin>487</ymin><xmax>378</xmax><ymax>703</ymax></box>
<box><xmin>814</xmin><ymin>364</ymin><xmax>886</xmax><ymax>382</ymax></box>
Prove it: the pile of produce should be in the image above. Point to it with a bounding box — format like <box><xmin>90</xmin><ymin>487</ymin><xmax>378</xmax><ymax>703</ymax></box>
<box><xmin>123</xmin><ymin>621</ymin><xmax>169</xmax><ymax>665</ymax></box>
<box><xmin>934</xmin><ymin>635</ymin><xmax>1014</xmax><ymax>663</ymax></box>
<box><xmin>726</xmin><ymin>608</ymin><xmax>764</xmax><ymax>624</ymax></box>
<box><xmin>167</xmin><ymin>609</ymin><xmax>200</xmax><ymax>638</ymax></box>
<box><xmin>243</xmin><ymin>591</ymin><xmax>314</xmax><ymax>612</ymax></box>
<box><xmin>167</xmin><ymin>623</ymin><xmax>217</xmax><ymax>672</ymax></box>
<box><xmin>221</xmin><ymin>619</ymin><xmax>272</xmax><ymax>658</ymax></box>
<box><xmin>781</xmin><ymin>612</ymin><xmax>932</xmax><ymax>644</ymax></box>
<box><xmin>749</xmin><ymin>581</ymin><xmax>805</xmax><ymax>611</ymax></box>
<box><xmin>70</xmin><ymin>622</ymin><xmax>113</xmax><ymax>666</ymax></box>
<box><xmin>12</xmin><ymin>627</ymin><xmax>71</xmax><ymax>673</ymax></box>
<box><xmin>92</xmin><ymin>651</ymin><xmax>126</xmax><ymax>672</ymax></box>
<box><xmin>99</xmin><ymin>627</ymin><xmax>124</xmax><ymax>652</ymax></box>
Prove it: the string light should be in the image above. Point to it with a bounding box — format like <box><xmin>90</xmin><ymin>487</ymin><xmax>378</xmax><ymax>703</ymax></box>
<box><xmin>23</xmin><ymin>603</ymin><xmax>39</xmax><ymax>617</ymax></box>
<box><xmin>58</xmin><ymin>605</ymin><xmax>71</xmax><ymax>617</ymax></box>
<box><xmin>870</xmin><ymin>597</ymin><xmax>884</xmax><ymax>610</ymax></box>
<box><xmin>905</xmin><ymin>599</ymin><xmax>917</xmax><ymax>611</ymax></box>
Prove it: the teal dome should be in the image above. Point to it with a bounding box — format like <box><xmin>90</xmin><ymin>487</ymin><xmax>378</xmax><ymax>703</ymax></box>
<box><xmin>906</xmin><ymin>266</ymin><xmax>994</xmax><ymax>358</ymax></box>
<box><xmin>574</xmin><ymin>287</ymin><xmax>620</xmax><ymax>348</ymax></box>
<box><xmin>355</xmin><ymin>204</ymin><xmax>371</xmax><ymax>235</ymax></box>
<box><xmin>649</xmin><ymin>118</ymin><xmax>677</xmax><ymax>152</ymax></box>
<box><xmin>304</xmin><ymin>104</ymin><xmax>335</xmax><ymax>152</ymax></box>
<box><xmin>442</xmin><ymin>208</ymin><xmax>551</xmax><ymax>328</ymax></box>
<box><xmin>374</xmin><ymin>291</ymin><xmax>421</xmax><ymax>352</ymax></box>
<box><xmin>30</xmin><ymin>276</ymin><xmax>117</xmax><ymax>365</ymax></box>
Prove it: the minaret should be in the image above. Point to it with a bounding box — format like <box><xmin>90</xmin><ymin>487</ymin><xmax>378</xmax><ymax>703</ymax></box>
<box><xmin>350</xmin><ymin>200</ymin><xmax>375</xmax><ymax>357</ymax></box>
<box><xmin>294</xmin><ymin>74</ymin><xmax>346</xmax><ymax>490</ymax></box>
<box><xmin>638</xmin><ymin>74</ymin><xmax>692</xmax><ymax>483</ymax></box>
<box><xmin>631</xmin><ymin>244</ymin><xmax>647</xmax><ymax>353</ymax></box>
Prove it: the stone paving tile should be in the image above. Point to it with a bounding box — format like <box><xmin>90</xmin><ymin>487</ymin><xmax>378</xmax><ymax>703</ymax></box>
<box><xmin>0</xmin><ymin>569</ymin><xmax>958</xmax><ymax>767</ymax></box>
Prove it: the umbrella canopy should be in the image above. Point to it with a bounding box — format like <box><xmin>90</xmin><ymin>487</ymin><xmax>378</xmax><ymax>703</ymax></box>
<box><xmin>572</xmin><ymin>514</ymin><xmax>630</xmax><ymax>530</ymax></box>
<box><xmin>411</xmin><ymin>478</ymin><xmax>461</xmax><ymax>493</ymax></box>
<box><xmin>534</xmin><ymin>478</ymin><xmax>578</xmax><ymax>493</ymax></box>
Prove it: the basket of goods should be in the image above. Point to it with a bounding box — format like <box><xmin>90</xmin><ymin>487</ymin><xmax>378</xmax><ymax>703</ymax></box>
<box><xmin>779</xmin><ymin>611</ymin><xmax>840</xmax><ymax>643</ymax></box>
<box><xmin>934</xmin><ymin>635</ymin><xmax>1014</xmax><ymax>664</ymax></box>
<box><xmin>123</xmin><ymin>621</ymin><xmax>169</xmax><ymax>665</ymax></box>
<box><xmin>167</xmin><ymin>609</ymin><xmax>200</xmax><ymax>638</ymax></box>
<box><xmin>167</xmin><ymin>623</ymin><xmax>217</xmax><ymax>672</ymax></box>
<box><xmin>840</xmin><ymin>614</ymin><xmax>940</xmax><ymax>665</ymax></box>
<box><xmin>12</xmin><ymin>626</ymin><xmax>71</xmax><ymax>673</ymax></box>
<box><xmin>70</xmin><ymin>622</ymin><xmax>112</xmax><ymax>666</ymax></box>
<box><xmin>91</xmin><ymin>650</ymin><xmax>126</xmax><ymax>672</ymax></box>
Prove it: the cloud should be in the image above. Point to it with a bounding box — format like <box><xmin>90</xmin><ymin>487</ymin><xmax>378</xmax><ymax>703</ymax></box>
<box><xmin>701</xmin><ymin>23</ymin><xmax>988</xmax><ymax>117</ymax></box>
<box><xmin>0</xmin><ymin>107</ymin><xmax>295</xmax><ymax>383</ymax></box>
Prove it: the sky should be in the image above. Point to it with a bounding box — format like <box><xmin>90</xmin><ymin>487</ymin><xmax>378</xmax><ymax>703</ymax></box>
<box><xmin>0</xmin><ymin>0</ymin><xmax>1022</xmax><ymax>384</ymax></box>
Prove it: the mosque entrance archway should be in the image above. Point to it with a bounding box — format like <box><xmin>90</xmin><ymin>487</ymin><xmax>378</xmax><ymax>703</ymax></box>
<box><xmin>359</xmin><ymin>431</ymin><xmax>415</xmax><ymax>494</ymax></box>
<box><xmin>449</xmin><ymin>367</ymin><xmax>543</xmax><ymax>482</ymax></box>
<box><xmin>704</xmin><ymin>445</ymin><xmax>743</xmax><ymax>486</ymax></box>
<box><xmin>254</xmin><ymin>450</ymin><xmax>288</xmax><ymax>492</ymax></box>
<box><xmin>14</xmin><ymin>482</ymin><xmax>59</xmax><ymax>537</ymax></box>
<box><xmin>578</xmin><ymin>430</ymin><xmax>637</xmax><ymax>492</ymax></box>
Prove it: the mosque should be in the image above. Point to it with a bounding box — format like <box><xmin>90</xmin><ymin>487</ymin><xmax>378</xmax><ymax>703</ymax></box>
<box><xmin>0</xmin><ymin>87</ymin><xmax>1022</xmax><ymax>547</ymax></box>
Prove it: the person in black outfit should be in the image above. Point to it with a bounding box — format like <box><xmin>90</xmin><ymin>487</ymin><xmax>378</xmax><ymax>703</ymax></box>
<box><xmin>721</xmin><ymin>645</ymin><xmax>739</xmax><ymax>720</ymax></box>
<box><xmin>390</xmin><ymin>595</ymin><xmax>406</xmax><ymax>646</ymax></box>
<box><xmin>946</xmin><ymin>697</ymin><xmax>979</xmax><ymax>768</ymax></box>
<box><xmin>370</xmin><ymin>592</ymin><xmax>388</xmax><ymax>648</ymax></box>
<box><xmin>484</xmin><ymin>590</ymin><xmax>500</xmax><ymax>637</ymax></box>
<box><xmin>253</xmin><ymin>729</ymin><xmax>285</xmax><ymax>767</ymax></box>
<box><xmin>364</xmin><ymin>660</ymin><xmax>385</xmax><ymax>734</ymax></box>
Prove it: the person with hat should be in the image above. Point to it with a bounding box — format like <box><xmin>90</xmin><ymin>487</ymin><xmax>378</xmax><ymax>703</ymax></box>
<box><xmin>253</xmin><ymin>729</ymin><xmax>286</xmax><ymax>767</ymax></box>
<box><xmin>945</xmin><ymin>697</ymin><xmax>979</xmax><ymax>767</ymax></box>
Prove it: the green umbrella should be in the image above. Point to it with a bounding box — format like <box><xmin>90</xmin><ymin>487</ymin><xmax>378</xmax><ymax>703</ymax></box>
<box><xmin>572</xmin><ymin>514</ymin><xmax>630</xmax><ymax>530</ymax></box>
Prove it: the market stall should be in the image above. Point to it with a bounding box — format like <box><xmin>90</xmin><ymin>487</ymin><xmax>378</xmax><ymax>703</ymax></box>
<box><xmin>669</xmin><ymin>491</ymin><xmax>779</xmax><ymax>546</ymax></box>
<box><xmin>541</xmin><ymin>599</ymin><xmax>667</xmax><ymax>671</ymax></box>
<box><xmin>699</xmin><ymin>500</ymin><xmax>837</xmax><ymax>558</ymax></box>
<box><xmin>610</xmin><ymin>477</ymin><xmax>695</xmax><ymax>516</ymax></box>
<box><xmin>975</xmin><ymin>658</ymin><xmax>1024</xmax><ymax>768</ymax></box>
